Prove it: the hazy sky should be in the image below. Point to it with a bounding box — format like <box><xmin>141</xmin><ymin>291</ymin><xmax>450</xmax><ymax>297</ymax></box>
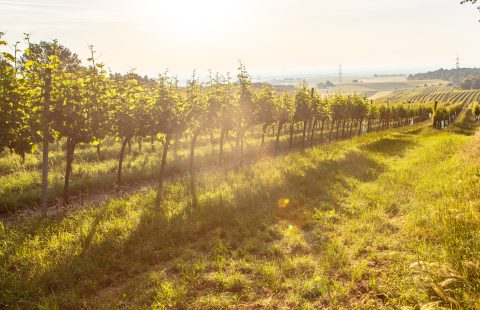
<box><xmin>1</xmin><ymin>0</ymin><xmax>479</xmax><ymax>78</ymax></box>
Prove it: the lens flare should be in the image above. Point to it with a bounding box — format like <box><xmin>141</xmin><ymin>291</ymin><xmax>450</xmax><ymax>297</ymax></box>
<box><xmin>277</xmin><ymin>198</ymin><xmax>290</xmax><ymax>209</ymax></box>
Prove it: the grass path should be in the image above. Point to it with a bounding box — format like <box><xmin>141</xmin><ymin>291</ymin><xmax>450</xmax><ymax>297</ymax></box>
<box><xmin>1</xmin><ymin>116</ymin><xmax>479</xmax><ymax>309</ymax></box>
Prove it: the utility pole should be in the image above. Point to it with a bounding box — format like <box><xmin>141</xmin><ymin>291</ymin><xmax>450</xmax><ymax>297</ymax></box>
<box><xmin>13</xmin><ymin>41</ymin><xmax>20</xmax><ymax>74</ymax></box>
<box><xmin>89</xmin><ymin>45</ymin><xmax>96</xmax><ymax>68</ymax></box>
<box><xmin>339</xmin><ymin>64</ymin><xmax>343</xmax><ymax>84</ymax></box>
<box><xmin>456</xmin><ymin>56</ymin><xmax>460</xmax><ymax>70</ymax></box>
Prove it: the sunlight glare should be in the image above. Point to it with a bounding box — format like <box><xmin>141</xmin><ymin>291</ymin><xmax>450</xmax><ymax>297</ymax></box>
<box><xmin>138</xmin><ymin>0</ymin><xmax>244</xmax><ymax>40</ymax></box>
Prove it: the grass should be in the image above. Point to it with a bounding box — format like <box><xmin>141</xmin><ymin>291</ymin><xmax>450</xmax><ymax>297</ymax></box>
<box><xmin>1</xmin><ymin>114</ymin><xmax>480</xmax><ymax>308</ymax></box>
<box><xmin>0</xmin><ymin>123</ymin><xmax>358</xmax><ymax>213</ymax></box>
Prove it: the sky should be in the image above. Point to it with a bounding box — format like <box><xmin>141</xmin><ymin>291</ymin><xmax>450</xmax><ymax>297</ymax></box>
<box><xmin>1</xmin><ymin>0</ymin><xmax>479</xmax><ymax>79</ymax></box>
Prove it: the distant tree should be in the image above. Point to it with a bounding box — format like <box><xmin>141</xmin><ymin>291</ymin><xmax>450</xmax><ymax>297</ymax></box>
<box><xmin>410</xmin><ymin>68</ymin><xmax>480</xmax><ymax>83</ymax></box>
<box><xmin>472</xmin><ymin>102</ymin><xmax>480</xmax><ymax>121</ymax></box>
<box><xmin>317</xmin><ymin>80</ymin><xmax>335</xmax><ymax>89</ymax></box>
<box><xmin>461</xmin><ymin>76</ymin><xmax>480</xmax><ymax>89</ymax></box>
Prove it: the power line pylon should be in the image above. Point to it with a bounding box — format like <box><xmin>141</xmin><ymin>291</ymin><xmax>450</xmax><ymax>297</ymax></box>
<box><xmin>339</xmin><ymin>64</ymin><xmax>343</xmax><ymax>84</ymax></box>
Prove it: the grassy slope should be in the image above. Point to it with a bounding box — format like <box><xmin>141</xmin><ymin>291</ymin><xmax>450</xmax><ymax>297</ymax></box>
<box><xmin>1</xmin><ymin>115</ymin><xmax>479</xmax><ymax>309</ymax></box>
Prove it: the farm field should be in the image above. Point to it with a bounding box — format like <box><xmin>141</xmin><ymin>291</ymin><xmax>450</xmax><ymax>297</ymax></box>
<box><xmin>372</xmin><ymin>85</ymin><xmax>480</xmax><ymax>106</ymax></box>
<box><xmin>272</xmin><ymin>75</ymin><xmax>449</xmax><ymax>98</ymax></box>
<box><xmin>1</xmin><ymin>109</ymin><xmax>479</xmax><ymax>309</ymax></box>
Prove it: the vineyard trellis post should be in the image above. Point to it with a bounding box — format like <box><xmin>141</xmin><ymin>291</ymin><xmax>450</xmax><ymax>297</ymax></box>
<box><xmin>41</xmin><ymin>67</ymin><xmax>52</xmax><ymax>217</ymax></box>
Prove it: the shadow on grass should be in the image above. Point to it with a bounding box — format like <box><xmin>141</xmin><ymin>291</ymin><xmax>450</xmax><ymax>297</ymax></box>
<box><xmin>361</xmin><ymin>137</ymin><xmax>417</xmax><ymax>157</ymax></box>
<box><xmin>448</xmin><ymin>109</ymin><xmax>480</xmax><ymax>136</ymax></box>
<box><xmin>403</xmin><ymin>127</ymin><xmax>424</xmax><ymax>136</ymax></box>
<box><xmin>2</xmin><ymin>133</ymin><xmax>410</xmax><ymax>308</ymax></box>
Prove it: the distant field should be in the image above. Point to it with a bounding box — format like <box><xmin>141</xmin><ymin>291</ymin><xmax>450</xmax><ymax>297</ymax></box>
<box><xmin>372</xmin><ymin>85</ymin><xmax>480</xmax><ymax>106</ymax></box>
<box><xmin>271</xmin><ymin>76</ymin><xmax>450</xmax><ymax>97</ymax></box>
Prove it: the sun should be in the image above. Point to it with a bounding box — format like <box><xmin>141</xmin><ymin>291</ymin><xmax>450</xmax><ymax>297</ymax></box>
<box><xmin>137</xmin><ymin>0</ymin><xmax>244</xmax><ymax>40</ymax></box>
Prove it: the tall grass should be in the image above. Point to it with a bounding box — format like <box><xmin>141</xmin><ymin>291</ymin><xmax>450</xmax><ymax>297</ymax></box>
<box><xmin>1</xmin><ymin>118</ymin><xmax>479</xmax><ymax>308</ymax></box>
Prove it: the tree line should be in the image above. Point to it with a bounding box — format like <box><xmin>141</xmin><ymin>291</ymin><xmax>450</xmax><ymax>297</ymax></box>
<box><xmin>408</xmin><ymin>68</ymin><xmax>480</xmax><ymax>86</ymax></box>
<box><xmin>0</xmin><ymin>36</ymin><xmax>454</xmax><ymax>214</ymax></box>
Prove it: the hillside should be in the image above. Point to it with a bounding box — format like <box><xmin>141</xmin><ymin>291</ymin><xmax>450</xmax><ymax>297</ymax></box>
<box><xmin>370</xmin><ymin>85</ymin><xmax>480</xmax><ymax>106</ymax></box>
<box><xmin>3</xmin><ymin>0</ymin><xmax>480</xmax><ymax>309</ymax></box>
<box><xmin>408</xmin><ymin>68</ymin><xmax>480</xmax><ymax>84</ymax></box>
<box><xmin>1</xmin><ymin>111</ymin><xmax>480</xmax><ymax>309</ymax></box>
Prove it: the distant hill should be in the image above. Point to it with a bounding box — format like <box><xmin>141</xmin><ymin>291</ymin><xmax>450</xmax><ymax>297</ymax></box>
<box><xmin>408</xmin><ymin>68</ymin><xmax>480</xmax><ymax>84</ymax></box>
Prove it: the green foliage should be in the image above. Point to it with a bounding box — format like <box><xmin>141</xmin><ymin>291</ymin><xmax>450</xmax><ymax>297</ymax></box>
<box><xmin>253</xmin><ymin>85</ymin><xmax>278</xmax><ymax>130</ymax></box>
<box><xmin>293</xmin><ymin>81</ymin><xmax>312</xmax><ymax>122</ymax></box>
<box><xmin>0</xmin><ymin>36</ymin><xmax>459</xmax><ymax>209</ymax></box>
<box><xmin>277</xmin><ymin>92</ymin><xmax>295</xmax><ymax>123</ymax></box>
<box><xmin>461</xmin><ymin>76</ymin><xmax>480</xmax><ymax>89</ymax></box>
<box><xmin>0</xmin><ymin>34</ymin><xmax>20</xmax><ymax>151</ymax></box>
<box><xmin>185</xmin><ymin>72</ymin><xmax>208</xmax><ymax>133</ymax></box>
<box><xmin>408</xmin><ymin>67</ymin><xmax>480</xmax><ymax>83</ymax></box>
<box><xmin>237</xmin><ymin>62</ymin><xmax>255</xmax><ymax>128</ymax></box>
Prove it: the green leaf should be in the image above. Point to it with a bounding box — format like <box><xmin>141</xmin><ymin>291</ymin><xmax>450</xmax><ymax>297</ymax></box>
<box><xmin>31</xmin><ymin>144</ymin><xmax>39</xmax><ymax>153</ymax></box>
<box><xmin>24</xmin><ymin>60</ymin><xmax>35</xmax><ymax>70</ymax></box>
<box><xmin>2</xmin><ymin>52</ymin><xmax>15</xmax><ymax>62</ymax></box>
